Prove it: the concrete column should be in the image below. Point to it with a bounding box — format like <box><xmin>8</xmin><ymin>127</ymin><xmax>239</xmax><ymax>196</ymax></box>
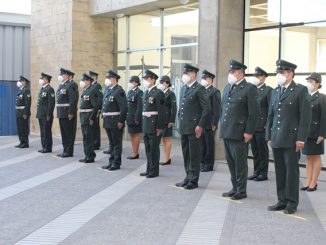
<box><xmin>31</xmin><ymin>0</ymin><xmax>114</xmax><ymax>137</ymax></box>
<box><xmin>198</xmin><ymin>0</ymin><xmax>244</xmax><ymax>160</ymax></box>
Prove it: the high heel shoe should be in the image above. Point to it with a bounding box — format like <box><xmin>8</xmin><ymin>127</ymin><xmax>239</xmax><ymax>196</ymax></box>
<box><xmin>160</xmin><ymin>159</ymin><xmax>171</xmax><ymax>165</ymax></box>
<box><xmin>307</xmin><ymin>184</ymin><xmax>318</xmax><ymax>192</ymax></box>
<box><xmin>300</xmin><ymin>186</ymin><xmax>309</xmax><ymax>191</ymax></box>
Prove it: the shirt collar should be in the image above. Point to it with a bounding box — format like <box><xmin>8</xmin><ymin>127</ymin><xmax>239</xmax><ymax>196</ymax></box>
<box><xmin>257</xmin><ymin>83</ymin><xmax>264</xmax><ymax>89</ymax></box>
<box><xmin>42</xmin><ymin>83</ymin><xmax>49</xmax><ymax>88</ymax></box>
<box><xmin>110</xmin><ymin>84</ymin><xmax>117</xmax><ymax>90</ymax></box>
<box><xmin>164</xmin><ymin>87</ymin><xmax>170</xmax><ymax>93</ymax></box>
<box><xmin>148</xmin><ymin>85</ymin><xmax>156</xmax><ymax>92</ymax></box>
<box><xmin>187</xmin><ymin>80</ymin><xmax>196</xmax><ymax>88</ymax></box>
<box><xmin>205</xmin><ymin>84</ymin><xmax>213</xmax><ymax>89</ymax></box>
<box><xmin>311</xmin><ymin>90</ymin><xmax>318</xmax><ymax>96</ymax></box>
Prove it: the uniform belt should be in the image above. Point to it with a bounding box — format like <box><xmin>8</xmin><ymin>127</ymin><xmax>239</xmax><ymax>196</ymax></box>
<box><xmin>15</xmin><ymin>106</ymin><xmax>25</xmax><ymax>109</ymax></box>
<box><xmin>103</xmin><ymin>112</ymin><xmax>121</xmax><ymax>116</ymax></box>
<box><xmin>80</xmin><ymin>109</ymin><xmax>93</xmax><ymax>113</ymax></box>
<box><xmin>56</xmin><ymin>103</ymin><xmax>70</xmax><ymax>107</ymax></box>
<box><xmin>142</xmin><ymin>111</ymin><xmax>158</xmax><ymax>117</ymax></box>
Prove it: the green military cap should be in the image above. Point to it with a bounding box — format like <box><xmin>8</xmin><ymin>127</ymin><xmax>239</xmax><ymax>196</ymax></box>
<box><xmin>66</xmin><ymin>69</ymin><xmax>75</xmax><ymax>77</ymax></box>
<box><xmin>89</xmin><ymin>71</ymin><xmax>99</xmax><ymax>77</ymax></box>
<box><xmin>129</xmin><ymin>75</ymin><xmax>140</xmax><ymax>84</ymax></box>
<box><xmin>201</xmin><ymin>70</ymin><xmax>215</xmax><ymax>79</ymax></box>
<box><xmin>160</xmin><ymin>75</ymin><xmax>171</xmax><ymax>83</ymax></box>
<box><xmin>59</xmin><ymin>68</ymin><xmax>69</xmax><ymax>75</ymax></box>
<box><xmin>143</xmin><ymin>69</ymin><xmax>158</xmax><ymax>80</ymax></box>
<box><xmin>106</xmin><ymin>70</ymin><xmax>121</xmax><ymax>80</ymax></box>
<box><xmin>276</xmin><ymin>59</ymin><xmax>297</xmax><ymax>72</ymax></box>
<box><xmin>19</xmin><ymin>75</ymin><xmax>30</xmax><ymax>83</ymax></box>
<box><xmin>40</xmin><ymin>72</ymin><xmax>52</xmax><ymax>81</ymax></box>
<box><xmin>229</xmin><ymin>59</ymin><xmax>247</xmax><ymax>71</ymax></box>
<box><xmin>183</xmin><ymin>64</ymin><xmax>199</xmax><ymax>73</ymax></box>
<box><xmin>254</xmin><ymin>67</ymin><xmax>268</xmax><ymax>77</ymax></box>
<box><xmin>81</xmin><ymin>73</ymin><xmax>94</xmax><ymax>82</ymax></box>
<box><xmin>306</xmin><ymin>72</ymin><xmax>322</xmax><ymax>83</ymax></box>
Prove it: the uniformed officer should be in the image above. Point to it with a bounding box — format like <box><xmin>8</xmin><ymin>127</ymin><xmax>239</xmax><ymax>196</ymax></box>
<box><xmin>176</xmin><ymin>64</ymin><xmax>211</xmax><ymax>190</ymax></box>
<box><xmin>36</xmin><ymin>73</ymin><xmax>55</xmax><ymax>153</ymax></box>
<box><xmin>79</xmin><ymin>73</ymin><xmax>101</xmax><ymax>163</ymax></box>
<box><xmin>56</xmin><ymin>68</ymin><xmax>78</xmax><ymax>157</ymax></box>
<box><xmin>220</xmin><ymin>59</ymin><xmax>259</xmax><ymax>200</ymax></box>
<box><xmin>247</xmin><ymin>67</ymin><xmax>272</xmax><ymax>181</ymax></box>
<box><xmin>67</xmin><ymin>69</ymin><xmax>79</xmax><ymax>147</ymax></box>
<box><xmin>126</xmin><ymin>75</ymin><xmax>143</xmax><ymax>159</ymax></box>
<box><xmin>301</xmin><ymin>73</ymin><xmax>326</xmax><ymax>192</ymax></box>
<box><xmin>139</xmin><ymin>69</ymin><xmax>165</xmax><ymax>178</ymax></box>
<box><xmin>15</xmin><ymin>76</ymin><xmax>31</xmax><ymax>148</ymax></box>
<box><xmin>266</xmin><ymin>60</ymin><xmax>311</xmax><ymax>214</ymax></box>
<box><xmin>89</xmin><ymin>70</ymin><xmax>103</xmax><ymax>150</ymax></box>
<box><xmin>101</xmin><ymin>70</ymin><xmax>127</xmax><ymax>171</ymax></box>
<box><xmin>200</xmin><ymin>70</ymin><xmax>221</xmax><ymax>172</ymax></box>
<box><xmin>157</xmin><ymin>75</ymin><xmax>177</xmax><ymax>165</ymax></box>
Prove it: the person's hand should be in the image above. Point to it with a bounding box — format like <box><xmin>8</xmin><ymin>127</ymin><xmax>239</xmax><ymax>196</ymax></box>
<box><xmin>89</xmin><ymin>119</ymin><xmax>94</xmax><ymax>126</ymax></box>
<box><xmin>316</xmin><ymin>136</ymin><xmax>324</xmax><ymax>144</ymax></box>
<box><xmin>118</xmin><ymin>122</ymin><xmax>124</xmax><ymax>129</ymax></box>
<box><xmin>46</xmin><ymin>116</ymin><xmax>51</xmax><ymax>122</ymax></box>
<box><xmin>195</xmin><ymin>126</ymin><xmax>203</xmax><ymax>139</ymax></box>
<box><xmin>295</xmin><ymin>141</ymin><xmax>304</xmax><ymax>152</ymax></box>
<box><xmin>168</xmin><ymin>123</ymin><xmax>173</xmax><ymax>128</ymax></box>
<box><xmin>267</xmin><ymin>140</ymin><xmax>271</xmax><ymax>146</ymax></box>
<box><xmin>212</xmin><ymin>125</ymin><xmax>217</xmax><ymax>131</ymax></box>
<box><xmin>23</xmin><ymin>115</ymin><xmax>27</xmax><ymax>120</ymax></box>
<box><xmin>68</xmin><ymin>114</ymin><xmax>74</xmax><ymax>120</ymax></box>
<box><xmin>243</xmin><ymin>133</ymin><xmax>252</xmax><ymax>143</ymax></box>
<box><xmin>156</xmin><ymin>129</ymin><xmax>162</xmax><ymax>136</ymax></box>
<box><xmin>135</xmin><ymin>120</ymin><xmax>139</xmax><ymax>125</ymax></box>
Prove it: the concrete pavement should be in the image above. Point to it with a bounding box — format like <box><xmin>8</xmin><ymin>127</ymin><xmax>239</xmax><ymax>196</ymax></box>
<box><xmin>0</xmin><ymin>136</ymin><xmax>325</xmax><ymax>244</ymax></box>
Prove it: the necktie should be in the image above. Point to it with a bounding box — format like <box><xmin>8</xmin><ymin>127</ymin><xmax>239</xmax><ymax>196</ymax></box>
<box><xmin>281</xmin><ymin>87</ymin><xmax>286</xmax><ymax>94</ymax></box>
<box><xmin>229</xmin><ymin>84</ymin><xmax>236</xmax><ymax>94</ymax></box>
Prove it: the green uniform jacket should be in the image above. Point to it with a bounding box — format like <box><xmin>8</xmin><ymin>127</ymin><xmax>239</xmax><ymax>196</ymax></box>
<box><xmin>255</xmin><ymin>84</ymin><xmax>272</xmax><ymax>131</ymax></box>
<box><xmin>16</xmin><ymin>86</ymin><xmax>31</xmax><ymax>118</ymax></box>
<box><xmin>56</xmin><ymin>81</ymin><xmax>78</xmax><ymax>118</ymax></box>
<box><xmin>91</xmin><ymin>81</ymin><xmax>103</xmax><ymax>107</ymax></box>
<box><xmin>102</xmin><ymin>84</ymin><xmax>127</xmax><ymax>129</ymax></box>
<box><xmin>178</xmin><ymin>81</ymin><xmax>211</xmax><ymax>135</ymax></box>
<box><xmin>79</xmin><ymin>86</ymin><xmax>101</xmax><ymax>125</ymax></box>
<box><xmin>126</xmin><ymin>87</ymin><xmax>143</xmax><ymax>126</ymax></box>
<box><xmin>163</xmin><ymin>89</ymin><xmax>177</xmax><ymax>124</ymax></box>
<box><xmin>266</xmin><ymin>81</ymin><xmax>311</xmax><ymax>148</ymax></box>
<box><xmin>206</xmin><ymin>85</ymin><xmax>221</xmax><ymax>129</ymax></box>
<box><xmin>308</xmin><ymin>91</ymin><xmax>326</xmax><ymax>139</ymax></box>
<box><xmin>36</xmin><ymin>84</ymin><xmax>55</xmax><ymax>119</ymax></box>
<box><xmin>220</xmin><ymin>79</ymin><xmax>260</xmax><ymax>140</ymax></box>
<box><xmin>142</xmin><ymin>86</ymin><xmax>165</xmax><ymax>134</ymax></box>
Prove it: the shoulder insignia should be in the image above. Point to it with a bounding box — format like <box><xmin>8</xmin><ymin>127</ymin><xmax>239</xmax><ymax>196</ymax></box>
<box><xmin>27</xmin><ymin>94</ymin><xmax>31</xmax><ymax>98</ymax></box>
<box><xmin>51</xmin><ymin>93</ymin><xmax>55</xmax><ymax>97</ymax></box>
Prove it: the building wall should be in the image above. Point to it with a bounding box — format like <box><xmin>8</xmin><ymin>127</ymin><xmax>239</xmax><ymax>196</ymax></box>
<box><xmin>31</xmin><ymin>0</ymin><xmax>113</xmax><ymax>137</ymax></box>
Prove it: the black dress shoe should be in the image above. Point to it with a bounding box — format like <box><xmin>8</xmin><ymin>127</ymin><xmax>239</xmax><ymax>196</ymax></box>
<box><xmin>160</xmin><ymin>159</ymin><xmax>171</xmax><ymax>165</ymax></box>
<box><xmin>15</xmin><ymin>143</ymin><xmax>23</xmax><ymax>148</ymax></box>
<box><xmin>284</xmin><ymin>207</ymin><xmax>297</xmax><ymax>214</ymax></box>
<box><xmin>19</xmin><ymin>144</ymin><xmax>29</xmax><ymax>148</ymax></box>
<box><xmin>101</xmin><ymin>164</ymin><xmax>112</xmax><ymax>169</ymax></box>
<box><xmin>231</xmin><ymin>192</ymin><xmax>247</xmax><ymax>200</ymax></box>
<box><xmin>103</xmin><ymin>150</ymin><xmax>111</xmax><ymax>154</ymax></box>
<box><xmin>38</xmin><ymin>149</ymin><xmax>45</xmax><ymax>153</ymax></box>
<box><xmin>307</xmin><ymin>184</ymin><xmax>318</xmax><ymax>192</ymax></box>
<box><xmin>140</xmin><ymin>172</ymin><xmax>149</xmax><ymax>176</ymax></box>
<box><xmin>184</xmin><ymin>182</ymin><xmax>198</xmax><ymax>190</ymax></box>
<box><xmin>42</xmin><ymin>149</ymin><xmax>52</xmax><ymax>153</ymax></box>
<box><xmin>127</xmin><ymin>154</ymin><xmax>139</xmax><ymax>160</ymax></box>
<box><xmin>57</xmin><ymin>153</ymin><xmax>63</xmax><ymax>157</ymax></box>
<box><xmin>79</xmin><ymin>158</ymin><xmax>86</xmax><ymax>162</ymax></box>
<box><xmin>94</xmin><ymin>147</ymin><xmax>100</xmax><ymax>150</ymax></box>
<box><xmin>222</xmin><ymin>190</ymin><xmax>236</xmax><ymax>197</ymax></box>
<box><xmin>254</xmin><ymin>175</ymin><xmax>268</xmax><ymax>181</ymax></box>
<box><xmin>201</xmin><ymin>167</ymin><xmax>213</xmax><ymax>172</ymax></box>
<box><xmin>176</xmin><ymin>180</ymin><xmax>188</xmax><ymax>187</ymax></box>
<box><xmin>108</xmin><ymin>166</ymin><xmax>120</xmax><ymax>171</ymax></box>
<box><xmin>247</xmin><ymin>174</ymin><xmax>258</xmax><ymax>180</ymax></box>
<box><xmin>61</xmin><ymin>153</ymin><xmax>73</xmax><ymax>158</ymax></box>
<box><xmin>268</xmin><ymin>202</ymin><xmax>286</xmax><ymax>211</ymax></box>
<box><xmin>84</xmin><ymin>159</ymin><xmax>95</xmax><ymax>163</ymax></box>
<box><xmin>146</xmin><ymin>174</ymin><xmax>159</xmax><ymax>178</ymax></box>
<box><xmin>300</xmin><ymin>186</ymin><xmax>309</xmax><ymax>191</ymax></box>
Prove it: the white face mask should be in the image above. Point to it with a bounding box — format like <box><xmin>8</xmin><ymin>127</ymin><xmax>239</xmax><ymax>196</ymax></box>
<box><xmin>306</xmin><ymin>82</ymin><xmax>314</xmax><ymax>94</ymax></box>
<box><xmin>250</xmin><ymin>77</ymin><xmax>260</xmax><ymax>86</ymax></box>
<box><xmin>143</xmin><ymin>79</ymin><xmax>150</xmax><ymax>89</ymax></box>
<box><xmin>39</xmin><ymin>79</ymin><xmax>44</xmax><ymax>85</ymax></box>
<box><xmin>17</xmin><ymin>81</ymin><xmax>23</xmax><ymax>88</ymax></box>
<box><xmin>58</xmin><ymin>75</ymin><xmax>64</xmax><ymax>83</ymax></box>
<box><xmin>182</xmin><ymin>74</ymin><xmax>191</xmax><ymax>85</ymax></box>
<box><xmin>79</xmin><ymin>80</ymin><xmax>86</xmax><ymax>89</ymax></box>
<box><xmin>227</xmin><ymin>73</ymin><xmax>237</xmax><ymax>85</ymax></box>
<box><xmin>105</xmin><ymin>78</ymin><xmax>111</xmax><ymax>87</ymax></box>
<box><xmin>276</xmin><ymin>73</ymin><xmax>287</xmax><ymax>86</ymax></box>
<box><xmin>157</xmin><ymin>83</ymin><xmax>165</xmax><ymax>91</ymax></box>
<box><xmin>200</xmin><ymin>79</ymin><xmax>209</xmax><ymax>87</ymax></box>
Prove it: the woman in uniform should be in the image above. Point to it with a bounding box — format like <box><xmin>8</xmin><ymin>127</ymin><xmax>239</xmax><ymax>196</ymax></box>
<box><xmin>302</xmin><ymin>72</ymin><xmax>326</xmax><ymax>192</ymax></box>
<box><xmin>126</xmin><ymin>76</ymin><xmax>143</xmax><ymax>159</ymax></box>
